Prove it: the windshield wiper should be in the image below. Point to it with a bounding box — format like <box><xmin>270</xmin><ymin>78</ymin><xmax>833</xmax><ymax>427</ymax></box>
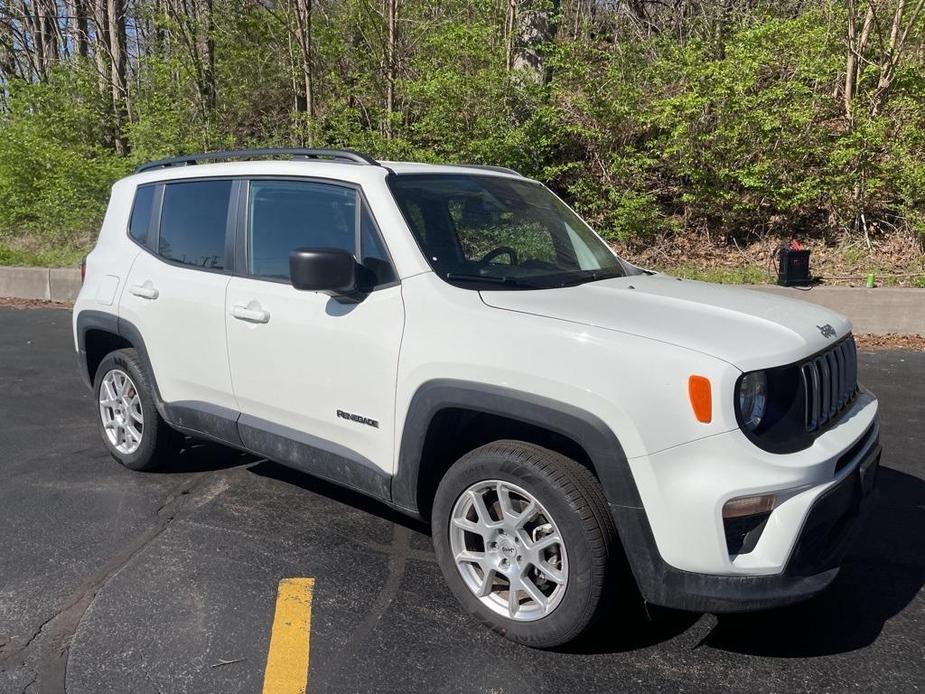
<box><xmin>445</xmin><ymin>272</ymin><xmax>543</xmax><ymax>288</ymax></box>
<box><xmin>556</xmin><ymin>270</ymin><xmax>624</xmax><ymax>287</ymax></box>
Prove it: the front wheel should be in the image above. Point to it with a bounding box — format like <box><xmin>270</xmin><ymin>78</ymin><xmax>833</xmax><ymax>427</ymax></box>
<box><xmin>432</xmin><ymin>441</ymin><xmax>620</xmax><ymax>648</ymax></box>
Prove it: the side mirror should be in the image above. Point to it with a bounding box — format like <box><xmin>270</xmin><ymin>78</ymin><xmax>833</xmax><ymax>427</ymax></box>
<box><xmin>289</xmin><ymin>248</ymin><xmax>358</xmax><ymax>294</ymax></box>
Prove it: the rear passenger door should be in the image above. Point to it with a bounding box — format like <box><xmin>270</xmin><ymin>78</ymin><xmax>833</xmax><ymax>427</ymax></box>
<box><xmin>120</xmin><ymin>178</ymin><xmax>238</xmax><ymax>414</ymax></box>
<box><xmin>224</xmin><ymin>178</ymin><xmax>404</xmax><ymax>487</ymax></box>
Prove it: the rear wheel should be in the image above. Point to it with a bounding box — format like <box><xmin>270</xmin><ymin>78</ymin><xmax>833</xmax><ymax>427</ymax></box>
<box><xmin>432</xmin><ymin>440</ymin><xmax>619</xmax><ymax>648</ymax></box>
<box><xmin>93</xmin><ymin>349</ymin><xmax>181</xmax><ymax>471</ymax></box>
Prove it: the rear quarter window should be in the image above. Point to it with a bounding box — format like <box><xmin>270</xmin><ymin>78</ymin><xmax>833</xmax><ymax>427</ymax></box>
<box><xmin>128</xmin><ymin>185</ymin><xmax>155</xmax><ymax>244</ymax></box>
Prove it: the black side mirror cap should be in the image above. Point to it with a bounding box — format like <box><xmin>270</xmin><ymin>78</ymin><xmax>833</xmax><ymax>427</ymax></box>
<box><xmin>289</xmin><ymin>248</ymin><xmax>358</xmax><ymax>294</ymax></box>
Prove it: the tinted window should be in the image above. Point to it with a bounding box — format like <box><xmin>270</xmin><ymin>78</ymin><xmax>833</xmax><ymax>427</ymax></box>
<box><xmin>158</xmin><ymin>180</ymin><xmax>231</xmax><ymax>269</ymax></box>
<box><xmin>361</xmin><ymin>207</ymin><xmax>396</xmax><ymax>285</ymax></box>
<box><xmin>388</xmin><ymin>174</ymin><xmax>623</xmax><ymax>289</ymax></box>
<box><xmin>129</xmin><ymin>185</ymin><xmax>155</xmax><ymax>244</ymax></box>
<box><xmin>248</xmin><ymin>180</ymin><xmax>393</xmax><ymax>285</ymax></box>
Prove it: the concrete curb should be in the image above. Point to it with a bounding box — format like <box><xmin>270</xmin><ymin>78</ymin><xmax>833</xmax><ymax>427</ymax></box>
<box><xmin>0</xmin><ymin>266</ymin><xmax>81</xmax><ymax>302</ymax></box>
<box><xmin>749</xmin><ymin>285</ymin><xmax>925</xmax><ymax>336</ymax></box>
<box><xmin>0</xmin><ymin>267</ymin><xmax>922</xmax><ymax>335</ymax></box>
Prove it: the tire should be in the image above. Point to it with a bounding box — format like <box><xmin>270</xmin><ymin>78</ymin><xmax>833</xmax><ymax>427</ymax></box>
<box><xmin>432</xmin><ymin>440</ymin><xmax>620</xmax><ymax>648</ymax></box>
<box><xmin>93</xmin><ymin>348</ymin><xmax>181</xmax><ymax>471</ymax></box>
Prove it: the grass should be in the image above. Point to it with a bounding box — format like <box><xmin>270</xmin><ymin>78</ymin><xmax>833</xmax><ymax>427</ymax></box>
<box><xmin>657</xmin><ymin>264</ymin><xmax>772</xmax><ymax>285</ymax></box>
<box><xmin>0</xmin><ymin>243</ymin><xmax>86</xmax><ymax>268</ymax></box>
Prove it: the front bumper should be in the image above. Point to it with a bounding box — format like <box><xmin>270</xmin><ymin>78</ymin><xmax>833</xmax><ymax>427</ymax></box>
<box><xmin>617</xmin><ymin>438</ymin><xmax>879</xmax><ymax>612</ymax></box>
<box><xmin>613</xmin><ymin>391</ymin><xmax>880</xmax><ymax>613</ymax></box>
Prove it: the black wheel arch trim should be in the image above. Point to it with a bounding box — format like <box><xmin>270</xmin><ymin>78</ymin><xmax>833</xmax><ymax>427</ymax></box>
<box><xmin>392</xmin><ymin>379</ymin><xmax>645</xmax><ymax>513</ymax></box>
<box><xmin>76</xmin><ymin>309</ymin><xmax>170</xmax><ymax>420</ymax></box>
<box><xmin>75</xmin><ymin>309</ymin><xmax>120</xmax><ymax>389</ymax></box>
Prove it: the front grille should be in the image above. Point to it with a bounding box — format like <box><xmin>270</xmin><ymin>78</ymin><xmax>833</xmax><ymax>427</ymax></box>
<box><xmin>800</xmin><ymin>335</ymin><xmax>858</xmax><ymax>432</ymax></box>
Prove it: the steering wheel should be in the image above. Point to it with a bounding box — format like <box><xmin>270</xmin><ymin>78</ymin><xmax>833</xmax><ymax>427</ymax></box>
<box><xmin>479</xmin><ymin>246</ymin><xmax>518</xmax><ymax>266</ymax></box>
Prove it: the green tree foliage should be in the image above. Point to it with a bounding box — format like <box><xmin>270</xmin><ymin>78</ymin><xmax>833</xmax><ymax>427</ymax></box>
<box><xmin>0</xmin><ymin>0</ymin><xmax>923</xmax><ymax>263</ymax></box>
<box><xmin>0</xmin><ymin>63</ymin><xmax>128</xmax><ymax>256</ymax></box>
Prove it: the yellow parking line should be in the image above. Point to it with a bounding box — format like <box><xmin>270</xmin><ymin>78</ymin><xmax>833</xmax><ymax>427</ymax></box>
<box><xmin>262</xmin><ymin>578</ymin><xmax>315</xmax><ymax>694</ymax></box>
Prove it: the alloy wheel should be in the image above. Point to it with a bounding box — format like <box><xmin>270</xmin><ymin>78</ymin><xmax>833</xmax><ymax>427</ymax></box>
<box><xmin>99</xmin><ymin>368</ymin><xmax>144</xmax><ymax>454</ymax></box>
<box><xmin>449</xmin><ymin>479</ymin><xmax>568</xmax><ymax>621</ymax></box>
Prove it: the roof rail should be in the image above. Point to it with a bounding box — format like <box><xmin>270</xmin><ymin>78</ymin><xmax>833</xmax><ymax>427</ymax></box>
<box><xmin>456</xmin><ymin>164</ymin><xmax>522</xmax><ymax>177</ymax></box>
<box><xmin>135</xmin><ymin>148</ymin><xmax>379</xmax><ymax>173</ymax></box>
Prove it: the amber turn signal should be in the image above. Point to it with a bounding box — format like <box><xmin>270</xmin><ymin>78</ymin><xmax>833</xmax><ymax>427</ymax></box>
<box><xmin>722</xmin><ymin>494</ymin><xmax>777</xmax><ymax>519</ymax></box>
<box><xmin>688</xmin><ymin>375</ymin><xmax>712</xmax><ymax>423</ymax></box>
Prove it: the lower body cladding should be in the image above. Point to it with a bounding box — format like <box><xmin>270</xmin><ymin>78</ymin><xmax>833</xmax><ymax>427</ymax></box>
<box><xmin>618</xmin><ymin>390</ymin><xmax>880</xmax><ymax>613</ymax></box>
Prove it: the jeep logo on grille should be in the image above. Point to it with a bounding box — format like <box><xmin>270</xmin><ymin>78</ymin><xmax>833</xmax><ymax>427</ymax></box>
<box><xmin>817</xmin><ymin>324</ymin><xmax>837</xmax><ymax>338</ymax></box>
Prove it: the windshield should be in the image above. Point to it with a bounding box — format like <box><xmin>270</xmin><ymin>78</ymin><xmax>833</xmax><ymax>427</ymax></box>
<box><xmin>387</xmin><ymin>174</ymin><xmax>625</xmax><ymax>289</ymax></box>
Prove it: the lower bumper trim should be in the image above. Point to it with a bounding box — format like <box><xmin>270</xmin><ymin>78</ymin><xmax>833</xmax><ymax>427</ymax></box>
<box><xmin>613</xmin><ymin>442</ymin><xmax>880</xmax><ymax>613</ymax></box>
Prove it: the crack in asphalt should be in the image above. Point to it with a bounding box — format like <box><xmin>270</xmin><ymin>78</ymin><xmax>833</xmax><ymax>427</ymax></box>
<box><xmin>20</xmin><ymin>671</ymin><xmax>37</xmax><ymax>694</ymax></box>
<box><xmin>319</xmin><ymin>523</ymin><xmax>412</xmax><ymax>686</ymax></box>
<box><xmin>0</xmin><ymin>473</ymin><xmax>211</xmax><ymax>694</ymax></box>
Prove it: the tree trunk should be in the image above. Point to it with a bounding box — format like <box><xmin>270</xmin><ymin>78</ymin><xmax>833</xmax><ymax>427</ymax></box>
<box><xmin>383</xmin><ymin>0</ymin><xmax>397</xmax><ymax>139</ymax></box>
<box><xmin>845</xmin><ymin>0</ymin><xmax>875</xmax><ymax>121</ymax></box>
<box><xmin>67</xmin><ymin>0</ymin><xmax>90</xmax><ymax>58</ymax></box>
<box><xmin>511</xmin><ymin>0</ymin><xmax>559</xmax><ymax>84</ymax></box>
<box><xmin>196</xmin><ymin>0</ymin><xmax>216</xmax><ymax>111</ymax></box>
<box><xmin>43</xmin><ymin>0</ymin><xmax>63</xmax><ymax>63</ymax></box>
<box><xmin>26</xmin><ymin>0</ymin><xmax>48</xmax><ymax>79</ymax></box>
<box><xmin>293</xmin><ymin>0</ymin><xmax>314</xmax><ymax>134</ymax></box>
<box><xmin>504</xmin><ymin>0</ymin><xmax>515</xmax><ymax>72</ymax></box>
<box><xmin>107</xmin><ymin>0</ymin><xmax>128</xmax><ymax>154</ymax></box>
<box><xmin>872</xmin><ymin>0</ymin><xmax>925</xmax><ymax>114</ymax></box>
<box><xmin>93</xmin><ymin>0</ymin><xmax>110</xmax><ymax>95</ymax></box>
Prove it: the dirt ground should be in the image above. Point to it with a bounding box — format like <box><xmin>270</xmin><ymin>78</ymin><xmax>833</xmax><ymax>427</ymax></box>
<box><xmin>625</xmin><ymin>230</ymin><xmax>925</xmax><ymax>287</ymax></box>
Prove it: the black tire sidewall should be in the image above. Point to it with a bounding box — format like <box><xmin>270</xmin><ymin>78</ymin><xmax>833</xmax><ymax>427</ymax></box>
<box><xmin>432</xmin><ymin>447</ymin><xmax>603</xmax><ymax>648</ymax></box>
<box><xmin>93</xmin><ymin>350</ymin><xmax>162</xmax><ymax>471</ymax></box>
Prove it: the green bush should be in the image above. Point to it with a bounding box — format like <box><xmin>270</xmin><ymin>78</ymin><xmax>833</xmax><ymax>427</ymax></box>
<box><xmin>0</xmin><ymin>1</ymin><xmax>923</xmax><ymax>266</ymax></box>
<box><xmin>0</xmin><ymin>63</ymin><xmax>129</xmax><ymax>254</ymax></box>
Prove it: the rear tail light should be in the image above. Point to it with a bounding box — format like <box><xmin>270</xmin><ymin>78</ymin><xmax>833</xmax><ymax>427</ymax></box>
<box><xmin>80</xmin><ymin>256</ymin><xmax>87</xmax><ymax>283</ymax></box>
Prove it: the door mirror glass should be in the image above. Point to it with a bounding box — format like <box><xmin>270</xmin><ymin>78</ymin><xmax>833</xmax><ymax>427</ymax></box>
<box><xmin>289</xmin><ymin>248</ymin><xmax>358</xmax><ymax>294</ymax></box>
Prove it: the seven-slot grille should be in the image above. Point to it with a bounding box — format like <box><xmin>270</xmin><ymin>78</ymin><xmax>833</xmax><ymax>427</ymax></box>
<box><xmin>800</xmin><ymin>335</ymin><xmax>858</xmax><ymax>432</ymax></box>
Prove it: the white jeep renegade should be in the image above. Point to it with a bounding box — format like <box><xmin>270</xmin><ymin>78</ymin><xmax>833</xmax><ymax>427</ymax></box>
<box><xmin>73</xmin><ymin>148</ymin><xmax>881</xmax><ymax>648</ymax></box>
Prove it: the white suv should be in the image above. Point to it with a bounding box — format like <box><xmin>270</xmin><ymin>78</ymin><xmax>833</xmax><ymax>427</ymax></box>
<box><xmin>73</xmin><ymin>148</ymin><xmax>881</xmax><ymax>647</ymax></box>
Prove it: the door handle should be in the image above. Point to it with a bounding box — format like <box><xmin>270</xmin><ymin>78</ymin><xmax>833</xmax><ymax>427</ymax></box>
<box><xmin>129</xmin><ymin>282</ymin><xmax>159</xmax><ymax>300</ymax></box>
<box><xmin>232</xmin><ymin>302</ymin><xmax>270</xmax><ymax>324</ymax></box>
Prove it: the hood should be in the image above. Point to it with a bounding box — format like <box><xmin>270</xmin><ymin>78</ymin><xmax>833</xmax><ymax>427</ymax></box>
<box><xmin>479</xmin><ymin>274</ymin><xmax>851</xmax><ymax>372</ymax></box>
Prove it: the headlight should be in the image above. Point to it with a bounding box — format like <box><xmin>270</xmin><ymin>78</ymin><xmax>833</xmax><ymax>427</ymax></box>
<box><xmin>738</xmin><ymin>371</ymin><xmax>768</xmax><ymax>432</ymax></box>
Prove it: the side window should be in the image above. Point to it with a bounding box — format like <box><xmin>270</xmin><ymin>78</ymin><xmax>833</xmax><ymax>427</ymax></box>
<box><xmin>361</xmin><ymin>206</ymin><xmax>396</xmax><ymax>285</ymax></box>
<box><xmin>128</xmin><ymin>185</ymin><xmax>155</xmax><ymax>244</ymax></box>
<box><xmin>248</xmin><ymin>180</ymin><xmax>395</xmax><ymax>285</ymax></box>
<box><xmin>158</xmin><ymin>180</ymin><xmax>232</xmax><ymax>270</ymax></box>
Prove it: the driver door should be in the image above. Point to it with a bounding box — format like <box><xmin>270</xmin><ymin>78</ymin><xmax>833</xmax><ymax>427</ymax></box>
<box><xmin>224</xmin><ymin>178</ymin><xmax>403</xmax><ymax>487</ymax></box>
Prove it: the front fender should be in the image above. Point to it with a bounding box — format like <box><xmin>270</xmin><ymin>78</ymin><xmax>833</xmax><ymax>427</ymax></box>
<box><xmin>391</xmin><ymin>379</ymin><xmax>644</xmax><ymax>513</ymax></box>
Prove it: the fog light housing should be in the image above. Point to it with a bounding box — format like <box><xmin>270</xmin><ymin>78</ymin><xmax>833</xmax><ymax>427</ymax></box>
<box><xmin>722</xmin><ymin>493</ymin><xmax>777</xmax><ymax>519</ymax></box>
<box><xmin>722</xmin><ymin>494</ymin><xmax>777</xmax><ymax>555</ymax></box>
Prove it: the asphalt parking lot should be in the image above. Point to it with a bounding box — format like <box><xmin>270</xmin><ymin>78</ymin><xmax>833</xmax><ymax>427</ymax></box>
<box><xmin>0</xmin><ymin>307</ymin><xmax>923</xmax><ymax>694</ymax></box>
